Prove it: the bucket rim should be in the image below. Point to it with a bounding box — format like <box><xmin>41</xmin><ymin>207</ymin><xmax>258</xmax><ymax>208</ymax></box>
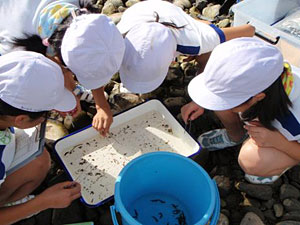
<box><xmin>114</xmin><ymin>151</ymin><xmax>217</xmax><ymax>225</ymax></box>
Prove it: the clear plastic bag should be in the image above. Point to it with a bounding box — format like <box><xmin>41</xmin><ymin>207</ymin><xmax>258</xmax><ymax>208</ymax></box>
<box><xmin>274</xmin><ymin>7</ymin><xmax>300</xmax><ymax>39</ymax></box>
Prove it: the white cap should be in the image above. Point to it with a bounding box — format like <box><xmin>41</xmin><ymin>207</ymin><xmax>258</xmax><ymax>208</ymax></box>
<box><xmin>61</xmin><ymin>14</ymin><xmax>125</xmax><ymax>90</ymax></box>
<box><xmin>119</xmin><ymin>22</ymin><xmax>177</xmax><ymax>94</ymax></box>
<box><xmin>0</xmin><ymin>51</ymin><xmax>76</xmax><ymax>112</ymax></box>
<box><xmin>188</xmin><ymin>37</ymin><xmax>284</xmax><ymax>110</ymax></box>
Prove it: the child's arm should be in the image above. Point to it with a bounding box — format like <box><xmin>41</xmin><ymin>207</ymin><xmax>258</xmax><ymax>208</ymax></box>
<box><xmin>181</xmin><ymin>101</ymin><xmax>204</xmax><ymax>124</ymax></box>
<box><xmin>245</xmin><ymin>124</ymin><xmax>300</xmax><ymax>160</ymax></box>
<box><xmin>221</xmin><ymin>24</ymin><xmax>255</xmax><ymax>41</ymax></box>
<box><xmin>91</xmin><ymin>87</ymin><xmax>113</xmax><ymax>136</ymax></box>
<box><xmin>0</xmin><ymin>181</ymin><xmax>81</xmax><ymax>225</ymax></box>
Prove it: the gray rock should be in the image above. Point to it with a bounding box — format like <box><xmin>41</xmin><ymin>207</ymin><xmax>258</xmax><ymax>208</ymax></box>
<box><xmin>96</xmin><ymin>0</ymin><xmax>104</xmax><ymax>7</ymax></box>
<box><xmin>280</xmin><ymin>184</ymin><xmax>300</xmax><ymax>200</ymax></box>
<box><xmin>288</xmin><ymin>166</ymin><xmax>300</xmax><ymax>184</ymax></box>
<box><xmin>169</xmin><ymin>86</ymin><xmax>186</xmax><ymax>97</ymax></box>
<box><xmin>221</xmin><ymin>198</ymin><xmax>227</xmax><ymax>208</ymax></box>
<box><xmin>236</xmin><ymin>182</ymin><xmax>273</xmax><ymax>201</ymax></box>
<box><xmin>139</xmin><ymin>87</ymin><xmax>165</xmax><ymax>100</ymax></box>
<box><xmin>45</xmin><ymin>120</ymin><xmax>69</xmax><ymax>145</ymax></box>
<box><xmin>125</xmin><ymin>0</ymin><xmax>140</xmax><ymax>7</ymax></box>
<box><xmin>240</xmin><ymin>212</ymin><xmax>265</xmax><ymax>225</ymax></box>
<box><xmin>110</xmin><ymin>93</ymin><xmax>144</xmax><ymax>111</ymax></box>
<box><xmin>108</xmin><ymin>12</ymin><xmax>123</xmax><ymax>24</ymax></box>
<box><xmin>283</xmin><ymin>199</ymin><xmax>300</xmax><ymax>212</ymax></box>
<box><xmin>163</xmin><ymin>97</ymin><xmax>187</xmax><ymax>109</ymax></box>
<box><xmin>165</xmin><ymin>68</ymin><xmax>184</xmax><ymax>84</ymax></box>
<box><xmin>264</xmin><ymin>209</ymin><xmax>277</xmax><ymax>222</ymax></box>
<box><xmin>282</xmin><ymin>211</ymin><xmax>300</xmax><ymax>221</ymax></box>
<box><xmin>262</xmin><ymin>199</ymin><xmax>275</xmax><ymax>210</ymax></box>
<box><xmin>216</xmin><ymin>18</ymin><xmax>231</xmax><ymax>28</ymax></box>
<box><xmin>217</xmin><ymin>213</ymin><xmax>229</xmax><ymax>225</ymax></box>
<box><xmin>101</xmin><ymin>2</ymin><xmax>116</xmax><ymax>15</ymax></box>
<box><xmin>173</xmin><ymin>0</ymin><xmax>192</xmax><ymax>9</ymax></box>
<box><xmin>274</xmin><ymin>203</ymin><xmax>284</xmax><ymax>217</ymax></box>
<box><xmin>118</xmin><ymin>5</ymin><xmax>127</xmax><ymax>12</ymax></box>
<box><xmin>202</xmin><ymin>4</ymin><xmax>221</xmax><ymax>19</ymax></box>
<box><xmin>214</xmin><ymin>175</ymin><xmax>232</xmax><ymax>197</ymax></box>
<box><xmin>189</xmin><ymin>6</ymin><xmax>201</xmax><ymax>18</ymax></box>
<box><xmin>276</xmin><ymin>221</ymin><xmax>300</xmax><ymax>225</ymax></box>
<box><xmin>105</xmin><ymin>0</ymin><xmax>123</xmax><ymax>8</ymax></box>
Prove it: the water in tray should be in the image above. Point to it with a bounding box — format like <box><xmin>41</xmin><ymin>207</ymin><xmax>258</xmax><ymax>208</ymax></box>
<box><xmin>129</xmin><ymin>193</ymin><xmax>190</xmax><ymax>225</ymax></box>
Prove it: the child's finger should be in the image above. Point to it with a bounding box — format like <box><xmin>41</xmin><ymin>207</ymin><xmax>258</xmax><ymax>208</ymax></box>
<box><xmin>71</xmin><ymin>192</ymin><xmax>82</xmax><ymax>201</ymax></box>
<box><xmin>190</xmin><ymin>109</ymin><xmax>203</xmax><ymax>121</ymax></box>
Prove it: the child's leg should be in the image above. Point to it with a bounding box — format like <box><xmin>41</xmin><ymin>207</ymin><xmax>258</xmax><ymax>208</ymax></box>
<box><xmin>0</xmin><ymin>149</ymin><xmax>51</xmax><ymax>206</ymax></box>
<box><xmin>221</xmin><ymin>24</ymin><xmax>255</xmax><ymax>41</ymax></box>
<box><xmin>238</xmin><ymin>138</ymin><xmax>299</xmax><ymax>177</ymax></box>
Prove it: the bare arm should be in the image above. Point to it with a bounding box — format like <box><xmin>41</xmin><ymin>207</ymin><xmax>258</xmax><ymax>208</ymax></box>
<box><xmin>91</xmin><ymin>87</ymin><xmax>113</xmax><ymax>136</ymax></box>
<box><xmin>0</xmin><ymin>182</ymin><xmax>80</xmax><ymax>225</ymax></box>
<box><xmin>245</xmin><ymin>123</ymin><xmax>300</xmax><ymax>161</ymax></box>
<box><xmin>221</xmin><ymin>24</ymin><xmax>255</xmax><ymax>41</ymax></box>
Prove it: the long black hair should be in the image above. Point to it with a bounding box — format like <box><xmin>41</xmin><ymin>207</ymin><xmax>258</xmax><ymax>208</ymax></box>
<box><xmin>241</xmin><ymin>68</ymin><xmax>292</xmax><ymax>130</ymax></box>
<box><xmin>0</xmin><ymin>99</ymin><xmax>47</xmax><ymax>120</ymax></box>
<box><xmin>12</xmin><ymin>0</ymin><xmax>99</xmax><ymax>57</ymax></box>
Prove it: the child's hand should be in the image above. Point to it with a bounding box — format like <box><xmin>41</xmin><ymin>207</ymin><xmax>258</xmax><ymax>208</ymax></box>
<box><xmin>181</xmin><ymin>101</ymin><xmax>204</xmax><ymax>124</ymax></box>
<box><xmin>244</xmin><ymin>123</ymin><xmax>285</xmax><ymax>148</ymax></box>
<box><xmin>92</xmin><ymin>106</ymin><xmax>113</xmax><ymax>136</ymax></box>
<box><xmin>37</xmin><ymin>181</ymin><xmax>81</xmax><ymax>209</ymax></box>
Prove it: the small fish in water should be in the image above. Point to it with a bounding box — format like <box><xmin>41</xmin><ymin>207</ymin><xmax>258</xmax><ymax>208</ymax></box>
<box><xmin>132</xmin><ymin>209</ymin><xmax>138</xmax><ymax>219</ymax></box>
<box><xmin>151</xmin><ymin>199</ymin><xmax>166</xmax><ymax>203</ymax></box>
<box><xmin>177</xmin><ymin>212</ymin><xmax>187</xmax><ymax>225</ymax></box>
<box><xmin>152</xmin><ymin>216</ymin><xmax>159</xmax><ymax>222</ymax></box>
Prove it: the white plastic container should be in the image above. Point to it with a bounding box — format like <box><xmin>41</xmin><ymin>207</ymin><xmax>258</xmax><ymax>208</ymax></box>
<box><xmin>54</xmin><ymin>99</ymin><xmax>200</xmax><ymax>207</ymax></box>
<box><xmin>232</xmin><ymin>0</ymin><xmax>300</xmax><ymax>67</ymax></box>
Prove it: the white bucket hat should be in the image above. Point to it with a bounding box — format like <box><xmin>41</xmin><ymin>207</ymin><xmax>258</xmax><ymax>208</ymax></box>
<box><xmin>188</xmin><ymin>37</ymin><xmax>284</xmax><ymax>111</ymax></box>
<box><xmin>0</xmin><ymin>51</ymin><xmax>76</xmax><ymax>112</ymax></box>
<box><xmin>61</xmin><ymin>14</ymin><xmax>125</xmax><ymax>90</ymax></box>
<box><xmin>119</xmin><ymin>22</ymin><xmax>177</xmax><ymax>94</ymax></box>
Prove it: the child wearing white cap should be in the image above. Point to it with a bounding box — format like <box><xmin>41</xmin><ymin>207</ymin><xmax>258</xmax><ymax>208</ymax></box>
<box><xmin>1</xmin><ymin>0</ymin><xmax>125</xmax><ymax>136</ymax></box>
<box><xmin>0</xmin><ymin>51</ymin><xmax>81</xmax><ymax>224</ymax></box>
<box><xmin>181</xmin><ymin>37</ymin><xmax>300</xmax><ymax>184</ymax></box>
<box><xmin>117</xmin><ymin>0</ymin><xmax>255</xmax><ymax>94</ymax></box>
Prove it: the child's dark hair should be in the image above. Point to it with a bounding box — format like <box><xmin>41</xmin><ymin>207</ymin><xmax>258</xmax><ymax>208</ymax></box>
<box><xmin>153</xmin><ymin>12</ymin><xmax>185</xmax><ymax>29</ymax></box>
<box><xmin>12</xmin><ymin>0</ymin><xmax>99</xmax><ymax>58</ymax></box>
<box><xmin>0</xmin><ymin>99</ymin><xmax>47</xmax><ymax>120</ymax></box>
<box><xmin>241</xmin><ymin>68</ymin><xmax>292</xmax><ymax>130</ymax></box>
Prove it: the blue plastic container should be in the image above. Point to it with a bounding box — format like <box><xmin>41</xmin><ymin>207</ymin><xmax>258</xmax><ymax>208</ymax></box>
<box><xmin>110</xmin><ymin>152</ymin><xmax>220</xmax><ymax>225</ymax></box>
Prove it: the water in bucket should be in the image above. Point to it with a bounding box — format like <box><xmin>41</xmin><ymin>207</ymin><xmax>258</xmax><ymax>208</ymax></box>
<box><xmin>111</xmin><ymin>152</ymin><xmax>220</xmax><ymax>225</ymax></box>
<box><xmin>129</xmin><ymin>193</ymin><xmax>190</xmax><ymax>224</ymax></box>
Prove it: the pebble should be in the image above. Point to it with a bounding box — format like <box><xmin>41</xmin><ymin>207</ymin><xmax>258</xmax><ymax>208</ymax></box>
<box><xmin>240</xmin><ymin>212</ymin><xmax>265</xmax><ymax>225</ymax></box>
<box><xmin>202</xmin><ymin>4</ymin><xmax>221</xmax><ymax>19</ymax></box>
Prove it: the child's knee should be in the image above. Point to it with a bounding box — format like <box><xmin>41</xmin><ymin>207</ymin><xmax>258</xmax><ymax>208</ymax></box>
<box><xmin>238</xmin><ymin>141</ymin><xmax>261</xmax><ymax>174</ymax></box>
<box><xmin>34</xmin><ymin>149</ymin><xmax>51</xmax><ymax>174</ymax></box>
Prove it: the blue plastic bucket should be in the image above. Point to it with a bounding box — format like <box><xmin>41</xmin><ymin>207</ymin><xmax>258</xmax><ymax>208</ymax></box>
<box><xmin>110</xmin><ymin>152</ymin><xmax>220</xmax><ymax>225</ymax></box>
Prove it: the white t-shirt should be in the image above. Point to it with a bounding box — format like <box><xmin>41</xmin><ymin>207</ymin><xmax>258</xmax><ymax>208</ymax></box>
<box><xmin>0</xmin><ymin>127</ymin><xmax>15</xmax><ymax>186</ymax></box>
<box><xmin>273</xmin><ymin>65</ymin><xmax>300</xmax><ymax>143</ymax></box>
<box><xmin>117</xmin><ymin>0</ymin><xmax>225</xmax><ymax>56</ymax></box>
<box><xmin>0</xmin><ymin>0</ymin><xmax>80</xmax><ymax>55</ymax></box>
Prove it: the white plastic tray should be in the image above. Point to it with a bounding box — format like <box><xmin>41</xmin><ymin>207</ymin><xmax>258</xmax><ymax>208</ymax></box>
<box><xmin>54</xmin><ymin>99</ymin><xmax>200</xmax><ymax>207</ymax></box>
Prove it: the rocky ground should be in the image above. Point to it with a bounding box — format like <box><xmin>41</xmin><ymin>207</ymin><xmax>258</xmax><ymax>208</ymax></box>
<box><xmin>13</xmin><ymin>0</ymin><xmax>300</xmax><ymax>225</ymax></box>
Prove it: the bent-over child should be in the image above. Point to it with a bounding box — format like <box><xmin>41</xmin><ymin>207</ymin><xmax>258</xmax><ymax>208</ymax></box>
<box><xmin>0</xmin><ymin>0</ymin><xmax>125</xmax><ymax>136</ymax></box>
<box><xmin>116</xmin><ymin>0</ymin><xmax>255</xmax><ymax>94</ymax></box>
<box><xmin>181</xmin><ymin>37</ymin><xmax>300</xmax><ymax>184</ymax></box>
<box><xmin>0</xmin><ymin>51</ymin><xmax>81</xmax><ymax>224</ymax></box>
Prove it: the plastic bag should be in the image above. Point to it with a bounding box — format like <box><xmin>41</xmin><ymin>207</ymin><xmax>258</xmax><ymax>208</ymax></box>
<box><xmin>274</xmin><ymin>7</ymin><xmax>300</xmax><ymax>39</ymax></box>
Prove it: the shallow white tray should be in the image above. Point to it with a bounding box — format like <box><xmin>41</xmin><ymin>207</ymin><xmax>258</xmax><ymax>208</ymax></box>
<box><xmin>54</xmin><ymin>99</ymin><xmax>200</xmax><ymax>207</ymax></box>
